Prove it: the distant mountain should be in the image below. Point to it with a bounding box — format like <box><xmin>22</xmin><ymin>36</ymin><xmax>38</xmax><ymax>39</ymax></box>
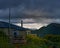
<box><xmin>32</xmin><ymin>23</ymin><xmax>60</xmax><ymax>37</ymax></box>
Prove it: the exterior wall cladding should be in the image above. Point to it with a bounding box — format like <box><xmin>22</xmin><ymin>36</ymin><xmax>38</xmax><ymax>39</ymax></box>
<box><xmin>0</xmin><ymin>21</ymin><xmax>31</xmax><ymax>44</ymax></box>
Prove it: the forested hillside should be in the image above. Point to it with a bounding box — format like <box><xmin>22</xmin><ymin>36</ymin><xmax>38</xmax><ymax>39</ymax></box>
<box><xmin>32</xmin><ymin>23</ymin><xmax>60</xmax><ymax>37</ymax></box>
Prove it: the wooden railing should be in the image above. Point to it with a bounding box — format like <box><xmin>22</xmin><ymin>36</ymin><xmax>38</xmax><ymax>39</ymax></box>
<box><xmin>11</xmin><ymin>36</ymin><xmax>26</xmax><ymax>44</ymax></box>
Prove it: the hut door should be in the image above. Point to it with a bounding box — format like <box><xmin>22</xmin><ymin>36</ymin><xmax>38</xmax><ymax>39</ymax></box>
<box><xmin>13</xmin><ymin>31</ymin><xmax>19</xmax><ymax>38</ymax></box>
<box><xmin>14</xmin><ymin>32</ymin><xmax>17</xmax><ymax>38</ymax></box>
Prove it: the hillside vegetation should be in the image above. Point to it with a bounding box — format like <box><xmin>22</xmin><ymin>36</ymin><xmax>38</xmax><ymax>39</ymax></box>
<box><xmin>20</xmin><ymin>34</ymin><xmax>60</xmax><ymax>48</ymax></box>
<box><xmin>0</xmin><ymin>31</ymin><xmax>14</xmax><ymax>48</ymax></box>
<box><xmin>0</xmin><ymin>28</ymin><xmax>60</xmax><ymax>48</ymax></box>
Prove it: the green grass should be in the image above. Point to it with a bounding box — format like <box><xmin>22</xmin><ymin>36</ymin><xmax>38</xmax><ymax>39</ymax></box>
<box><xmin>44</xmin><ymin>34</ymin><xmax>60</xmax><ymax>48</ymax></box>
<box><xmin>0</xmin><ymin>31</ymin><xmax>14</xmax><ymax>48</ymax></box>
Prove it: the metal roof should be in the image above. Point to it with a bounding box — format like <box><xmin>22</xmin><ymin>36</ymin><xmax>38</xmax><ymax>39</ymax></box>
<box><xmin>0</xmin><ymin>21</ymin><xmax>28</xmax><ymax>31</ymax></box>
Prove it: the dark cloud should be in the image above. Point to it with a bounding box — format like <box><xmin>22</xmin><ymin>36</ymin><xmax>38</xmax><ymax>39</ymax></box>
<box><xmin>0</xmin><ymin>0</ymin><xmax>60</xmax><ymax>24</ymax></box>
<box><xmin>0</xmin><ymin>0</ymin><xmax>23</xmax><ymax>9</ymax></box>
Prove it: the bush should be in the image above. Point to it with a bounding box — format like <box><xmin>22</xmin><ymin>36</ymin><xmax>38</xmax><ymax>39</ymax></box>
<box><xmin>44</xmin><ymin>34</ymin><xmax>60</xmax><ymax>42</ymax></box>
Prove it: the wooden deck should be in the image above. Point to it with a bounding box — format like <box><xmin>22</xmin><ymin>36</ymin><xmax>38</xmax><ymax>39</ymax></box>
<box><xmin>10</xmin><ymin>37</ymin><xmax>26</xmax><ymax>44</ymax></box>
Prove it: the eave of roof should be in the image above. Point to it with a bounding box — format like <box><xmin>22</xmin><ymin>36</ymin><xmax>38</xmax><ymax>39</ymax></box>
<box><xmin>0</xmin><ymin>21</ymin><xmax>28</xmax><ymax>31</ymax></box>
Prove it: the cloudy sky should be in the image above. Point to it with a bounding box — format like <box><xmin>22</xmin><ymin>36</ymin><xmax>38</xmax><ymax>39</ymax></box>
<box><xmin>0</xmin><ymin>0</ymin><xmax>60</xmax><ymax>29</ymax></box>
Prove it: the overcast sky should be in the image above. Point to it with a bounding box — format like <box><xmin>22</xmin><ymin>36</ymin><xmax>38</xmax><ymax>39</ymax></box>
<box><xmin>0</xmin><ymin>0</ymin><xmax>60</xmax><ymax>29</ymax></box>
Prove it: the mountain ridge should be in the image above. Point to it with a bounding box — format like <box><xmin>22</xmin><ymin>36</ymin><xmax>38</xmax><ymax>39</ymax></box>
<box><xmin>32</xmin><ymin>23</ymin><xmax>60</xmax><ymax>37</ymax></box>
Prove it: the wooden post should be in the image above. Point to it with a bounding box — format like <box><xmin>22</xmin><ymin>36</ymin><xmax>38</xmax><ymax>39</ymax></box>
<box><xmin>8</xmin><ymin>8</ymin><xmax>11</xmax><ymax>43</ymax></box>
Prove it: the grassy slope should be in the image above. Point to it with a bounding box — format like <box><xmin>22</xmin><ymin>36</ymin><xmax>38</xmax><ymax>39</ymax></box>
<box><xmin>0</xmin><ymin>31</ymin><xmax>14</xmax><ymax>48</ymax></box>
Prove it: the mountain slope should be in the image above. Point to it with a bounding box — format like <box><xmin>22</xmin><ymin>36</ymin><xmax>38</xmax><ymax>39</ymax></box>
<box><xmin>32</xmin><ymin>23</ymin><xmax>60</xmax><ymax>37</ymax></box>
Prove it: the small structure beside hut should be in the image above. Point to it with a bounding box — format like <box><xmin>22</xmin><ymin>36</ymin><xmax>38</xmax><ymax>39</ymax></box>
<box><xmin>0</xmin><ymin>21</ymin><xmax>31</xmax><ymax>44</ymax></box>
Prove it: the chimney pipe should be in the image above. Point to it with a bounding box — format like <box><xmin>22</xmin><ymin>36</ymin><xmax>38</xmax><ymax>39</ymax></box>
<box><xmin>21</xmin><ymin>20</ymin><xmax>23</xmax><ymax>27</ymax></box>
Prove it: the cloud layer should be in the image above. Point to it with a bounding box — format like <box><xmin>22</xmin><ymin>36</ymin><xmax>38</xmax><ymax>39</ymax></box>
<box><xmin>0</xmin><ymin>0</ymin><xmax>60</xmax><ymax>25</ymax></box>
